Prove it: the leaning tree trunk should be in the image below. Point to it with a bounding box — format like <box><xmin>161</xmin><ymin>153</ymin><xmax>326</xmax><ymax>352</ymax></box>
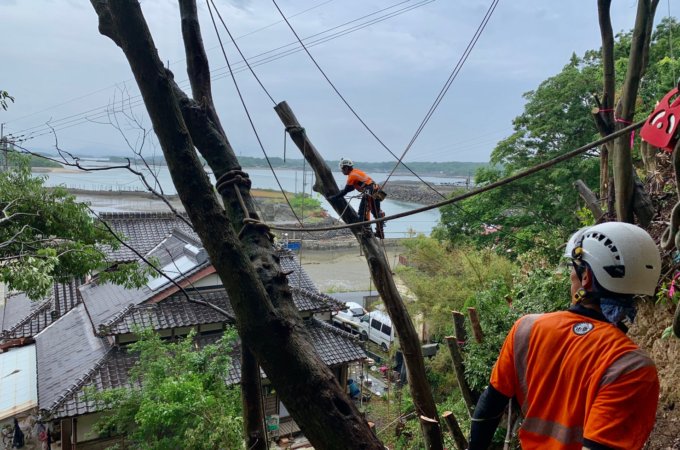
<box><xmin>90</xmin><ymin>2</ymin><xmax>384</xmax><ymax>449</ymax></box>
<box><xmin>275</xmin><ymin>101</ymin><xmax>444</xmax><ymax>450</ymax></box>
<box><xmin>596</xmin><ymin>0</ymin><xmax>616</xmax><ymax>203</ymax></box>
<box><xmin>178</xmin><ymin>3</ymin><xmax>266</xmax><ymax>447</ymax></box>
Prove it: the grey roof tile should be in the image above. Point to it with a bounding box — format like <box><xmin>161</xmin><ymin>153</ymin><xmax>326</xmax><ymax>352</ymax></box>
<box><xmin>99</xmin><ymin>212</ymin><xmax>196</xmax><ymax>262</ymax></box>
<box><xmin>1</xmin><ymin>281</ymin><xmax>82</xmax><ymax>341</ymax></box>
<box><xmin>48</xmin><ymin>321</ymin><xmax>366</xmax><ymax>419</ymax></box>
<box><xmin>35</xmin><ymin>304</ymin><xmax>109</xmax><ymax>413</ymax></box>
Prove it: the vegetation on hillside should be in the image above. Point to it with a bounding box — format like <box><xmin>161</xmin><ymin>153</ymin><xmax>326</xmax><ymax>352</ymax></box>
<box><xmin>437</xmin><ymin>18</ymin><xmax>680</xmax><ymax>257</ymax></box>
<box><xmin>0</xmin><ymin>155</ymin><xmax>152</xmax><ymax>299</ymax></box>
<box><xmin>88</xmin><ymin>329</ymin><xmax>242</xmax><ymax>450</ymax></box>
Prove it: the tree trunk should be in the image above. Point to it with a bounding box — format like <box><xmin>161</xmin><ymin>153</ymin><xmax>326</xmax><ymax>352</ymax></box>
<box><xmin>442</xmin><ymin>411</ymin><xmax>468</xmax><ymax>450</ymax></box>
<box><xmin>241</xmin><ymin>344</ymin><xmax>268</xmax><ymax>450</ymax></box>
<box><xmin>575</xmin><ymin>179</ymin><xmax>605</xmax><ymax>222</ymax></box>
<box><xmin>274</xmin><ymin>101</ymin><xmax>444</xmax><ymax>450</ymax></box>
<box><xmin>90</xmin><ymin>2</ymin><xmax>384</xmax><ymax>449</ymax></box>
<box><xmin>598</xmin><ymin>0</ymin><xmax>659</xmax><ymax>223</ymax></box>
<box><xmin>178</xmin><ymin>2</ymin><xmax>266</xmax><ymax>444</ymax></box>
<box><xmin>445</xmin><ymin>337</ymin><xmax>476</xmax><ymax>414</ymax></box>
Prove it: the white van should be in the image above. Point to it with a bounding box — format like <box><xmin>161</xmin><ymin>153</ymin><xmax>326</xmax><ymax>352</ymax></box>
<box><xmin>358</xmin><ymin>310</ymin><xmax>395</xmax><ymax>351</ymax></box>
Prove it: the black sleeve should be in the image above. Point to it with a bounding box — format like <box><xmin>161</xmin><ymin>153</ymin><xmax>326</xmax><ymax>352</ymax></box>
<box><xmin>469</xmin><ymin>384</ymin><xmax>510</xmax><ymax>450</ymax></box>
<box><xmin>328</xmin><ymin>184</ymin><xmax>354</xmax><ymax>199</ymax></box>
<box><xmin>582</xmin><ymin>438</ymin><xmax>614</xmax><ymax>450</ymax></box>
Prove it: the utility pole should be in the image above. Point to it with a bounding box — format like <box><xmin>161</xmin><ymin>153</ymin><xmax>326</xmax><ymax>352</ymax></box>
<box><xmin>1</xmin><ymin>122</ymin><xmax>7</xmax><ymax>171</ymax></box>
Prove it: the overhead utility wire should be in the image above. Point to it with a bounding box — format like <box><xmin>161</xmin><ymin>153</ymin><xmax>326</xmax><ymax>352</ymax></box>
<box><xmin>3</xmin><ymin>0</ymin><xmax>336</xmax><ymax>126</ymax></box>
<box><xmin>271</xmin><ymin>0</ymin><xmax>543</xmax><ymax>249</ymax></box>
<box><xmin>208</xmin><ymin>0</ymin><xmax>276</xmax><ymax>105</ymax></box>
<box><xmin>267</xmin><ymin>119</ymin><xmax>645</xmax><ymax>233</ymax></box>
<box><xmin>205</xmin><ymin>0</ymin><xmax>309</xmax><ymax>234</ymax></box>
<box><xmin>8</xmin><ymin>0</ymin><xmax>429</xmax><ymax>141</ymax></box>
<box><xmin>382</xmin><ymin>0</ymin><xmax>500</xmax><ymax>190</ymax></box>
<box><xmin>271</xmin><ymin>0</ymin><xmax>533</xmax><ymax>247</ymax></box>
<box><xmin>271</xmin><ymin>0</ymin><xmax>446</xmax><ymax>200</ymax></box>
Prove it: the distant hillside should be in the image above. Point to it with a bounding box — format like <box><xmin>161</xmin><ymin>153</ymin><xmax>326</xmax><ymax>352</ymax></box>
<box><xmin>92</xmin><ymin>155</ymin><xmax>489</xmax><ymax>177</ymax></box>
<box><xmin>234</xmin><ymin>156</ymin><xmax>488</xmax><ymax>177</ymax></box>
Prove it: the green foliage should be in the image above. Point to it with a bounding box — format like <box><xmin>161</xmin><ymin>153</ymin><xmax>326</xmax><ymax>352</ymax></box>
<box><xmin>0</xmin><ymin>156</ymin><xmax>148</xmax><ymax>299</ymax></box>
<box><xmin>438</xmin><ymin>19</ymin><xmax>680</xmax><ymax>259</ymax></box>
<box><xmin>289</xmin><ymin>192</ymin><xmax>322</xmax><ymax>217</ymax></box>
<box><xmin>463</xmin><ymin>269</ymin><xmax>570</xmax><ymax>393</ymax></box>
<box><xmin>0</xmin><ymin>90</ymin><xmax>13</xmax><ymax>111</ymax></box>
<box><xmin>397</xmin><ymin>237</ymin><xmax>516</xmax><ymax>339</ymax></box>
<box><xmin>88</xmin><ymin>329</ymin><xmax>243</xmax><ymax>450</ymax></box>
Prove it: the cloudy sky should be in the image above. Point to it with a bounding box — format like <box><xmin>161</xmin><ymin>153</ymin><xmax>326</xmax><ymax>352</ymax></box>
<box><xmin>0</xmin><ymin>0</ymin><xmax>664</xmax><ymax>163</ymax></box>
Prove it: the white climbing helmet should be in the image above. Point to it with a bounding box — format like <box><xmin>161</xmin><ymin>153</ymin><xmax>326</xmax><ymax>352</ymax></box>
<box><xmin>564</xmin><ymin>222</ymin><xmax>661</xmax><ymax>295</ymax></box>
<box><xmin>339</xmin><ymin>158</ymin><xmax>354</xmax><ymax>169</ymax></box>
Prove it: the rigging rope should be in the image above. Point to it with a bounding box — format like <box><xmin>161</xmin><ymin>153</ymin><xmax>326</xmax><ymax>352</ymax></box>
<box><xmin>271</xmin><ymin>0</ymin><xmax>447</xmax><ymax>201</ymax></box>
<box><xmin>206</xmin><ymin>0</ymin><xmax>311</xmax><ymax>236</ymax></box>
<box><xmin>382</xmin><ymin>0</ymin><xmax>500</xmax><ymax>190</ymax></box>
<box><xmin>268</xmin><ymin>119</ymin><xmax>645</xmax><ymax>233</ymax></box>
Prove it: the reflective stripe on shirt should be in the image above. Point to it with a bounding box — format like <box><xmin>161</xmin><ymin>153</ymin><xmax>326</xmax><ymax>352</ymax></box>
<box><xmin>522</xmin><ymin>417</ymin><xmax>583</xmax><ymax>445</ymax></box>
<box><xmin>599</xmin><ymin>349</ymin><xmax>655</xmax><ymax>387</ymax></box>
<box><xmin>513</xmin><ymin>313</ymin><xmax>541</xmax><ymax>413</ymax></box>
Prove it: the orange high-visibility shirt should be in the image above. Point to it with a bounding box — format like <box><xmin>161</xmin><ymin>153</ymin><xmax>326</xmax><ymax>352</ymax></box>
<box><xmin>345</xmin><ymin>168</ymin><xmax>374</xmax><ymax>192</ymax></box>
<box><xmin>490</xmin><ymin>311</ymin><xmax>659</xmax><ymax>450</ymax></box>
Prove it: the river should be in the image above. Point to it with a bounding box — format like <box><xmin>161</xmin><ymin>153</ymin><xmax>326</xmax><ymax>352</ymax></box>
<box><xmin>35</xmin><ymin>165</ymin><xmax>464</xmax><ymax>237</ymax></box>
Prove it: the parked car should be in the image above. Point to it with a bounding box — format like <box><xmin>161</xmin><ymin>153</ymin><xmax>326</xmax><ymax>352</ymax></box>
<box><xmin>335</xmin><ymin>302</ymin><xmax>367</xmax><ymax>323</ymax></box>
<box><xmin>357</xmin><ymin>310</ymin><xmax>395</xmax><ymax>351</ymax></box>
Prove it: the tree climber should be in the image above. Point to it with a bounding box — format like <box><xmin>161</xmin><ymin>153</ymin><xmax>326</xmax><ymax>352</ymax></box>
<box><xmin>328</xmin><ymin>158</ymin><xmax>386</xmax><ymax>238</ymax></box>
<box><xmin>469</xmin><ymin>222</ymin><xmax>661</xmax><ymax>450</ymax></box>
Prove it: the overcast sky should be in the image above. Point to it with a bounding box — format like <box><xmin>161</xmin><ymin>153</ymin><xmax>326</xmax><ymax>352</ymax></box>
<box><xmin>0</xmin><ymin>0</ymin><xmax>665</xmax><ymax>163</ymax></box>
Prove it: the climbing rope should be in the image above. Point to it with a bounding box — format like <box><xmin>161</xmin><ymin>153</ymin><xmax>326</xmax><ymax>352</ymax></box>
<box><xmin>215</xmin><ymin>170</ymin><xmax>273</xmax><ymax>239</ymax></box>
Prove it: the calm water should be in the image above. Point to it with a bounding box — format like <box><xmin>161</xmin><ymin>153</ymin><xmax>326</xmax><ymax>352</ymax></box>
<box><xmin>36</xmin><ymin>165</ymin><xmax>463</xmax><ymax>237</ymax></box>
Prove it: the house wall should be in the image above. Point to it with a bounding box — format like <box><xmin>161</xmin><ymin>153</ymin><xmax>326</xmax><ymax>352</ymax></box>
<box><xmin>0</xmin><ymin>408</ymin><xmax>41</xmax><ymax>450</ymax></box>
<box><xmin>192</xmin><ymin>273</ymin><xmax>221</xmax><ymax>289</ymax></box>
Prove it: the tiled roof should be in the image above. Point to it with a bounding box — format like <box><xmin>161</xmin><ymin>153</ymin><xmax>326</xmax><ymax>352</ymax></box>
<box><xmin>80</xmin><ymin>230</ymin><xmax>209</xmax><ymax>330</ymax></box>
<box><xmin>1</xmin><ymin>281</ymin><xmax>82</xmax><ymax>341</ymax></box>
<box><xmin>277</xmin><ymin>249</ymin><xmax>317</xmax><ymax>291</ymax></box>
<box><xmin>46</xmin><ymin>321</ymin><xmax>366</xmax><ymax>419</ymax></box>
<box><xmin>100</xmin><ymin>287</ymin><xmax>344</xmax><ymax>336</ymax></box>
<box><xmin>99</xmin><ymin>212</ymin><xmax>195</xmax><ymax>261</ymax></box>
<box><xmin>99</xmin><ymin>290</ymin><xmax>232</xmax><ymax>335</ymax></box>
<box><xmin>36</xmin><ymin>305</ymin><xmax>109</xmax><ymax>414</ymax></box>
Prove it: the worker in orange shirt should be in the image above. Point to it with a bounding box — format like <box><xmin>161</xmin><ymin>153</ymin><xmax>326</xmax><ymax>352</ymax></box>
<box><xmin>469</xmin><ymin>222</ymin><xmax>661</xmax><ymax>450</ymax></box>
<box><xmin>328</xmin><ymin>158</ymin><xmax>386</xmax><ymax>238</ymax></box>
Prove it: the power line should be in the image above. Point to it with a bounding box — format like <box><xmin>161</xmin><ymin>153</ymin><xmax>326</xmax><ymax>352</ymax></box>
<box><xmin>267</xmin><ymin>119</ymin><xmax>644</xmax><ymax>233</ymax></box>
<box><xmin>3</xmin><ymin>0</ymin><xmax>336</xmax><ymax>126</ymax></box>
<box><xmin>7</xmin><ymin>0</ymin><xmax>430</xmax><ymax>142</ymax></box>
<box><xmin>271</xmin><ymin>0</ymin><xmax>447</xmax><ymax>201</ymax></box>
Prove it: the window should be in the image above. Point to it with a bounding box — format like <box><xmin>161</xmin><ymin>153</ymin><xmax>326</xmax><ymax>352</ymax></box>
<box><xmin>371</xmin><ymin>319</ymin><xmax>381</xmax><ymax>331</ymax></box>
<box><xmin>381</xmin><ymin>324</ymin><xmax>392</xmax><ymax>336</ymax></box>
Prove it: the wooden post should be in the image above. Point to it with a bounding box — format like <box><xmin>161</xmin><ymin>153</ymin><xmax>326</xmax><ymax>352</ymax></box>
<box><xmin>442</xmin><ymin>411</ymin><xmax>468</xmax><ymax>450</ymax></box>
<box><xmin>275</xmin><ymin>100</ymin><xmax>444</xmax><ymax>450</ymax></box>
<box><xmin>420</xmin><ymin>415</ymin><xmax>440</xmax><ymax>450</ymax></box>
<box><xmin>574</xmin><ymin>179</ymin><xmax>605</xmax><ymax>222</ymax></box>
<box><xmin>467</xmin><ymin>307</ymin><xmax>484</xmax><ymax>344</ymax></box>
<box><xmin>452</xmin><ymin>311</ymin><xmax>466</xmax><ymax>347</ymax></box>
<box><xmin>445</xmin><ymin>336</ymin><xmax>475</xmax><ymax>413</ymax></box>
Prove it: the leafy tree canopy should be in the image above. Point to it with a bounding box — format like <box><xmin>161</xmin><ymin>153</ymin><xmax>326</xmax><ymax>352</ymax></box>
<box><xmin>89</xmin><ymin>329</ymin><xmax>243</xmax><ymax>450</ymax></box>
<box><xmin>0</xmin><ymin>155</ymin><xmax>150</xmax><ymax>299</ymax></box>
<box><xmin>437</xmin><ymin>19</ymin><xmax>680</xmax><ymax>259</ymax></box>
